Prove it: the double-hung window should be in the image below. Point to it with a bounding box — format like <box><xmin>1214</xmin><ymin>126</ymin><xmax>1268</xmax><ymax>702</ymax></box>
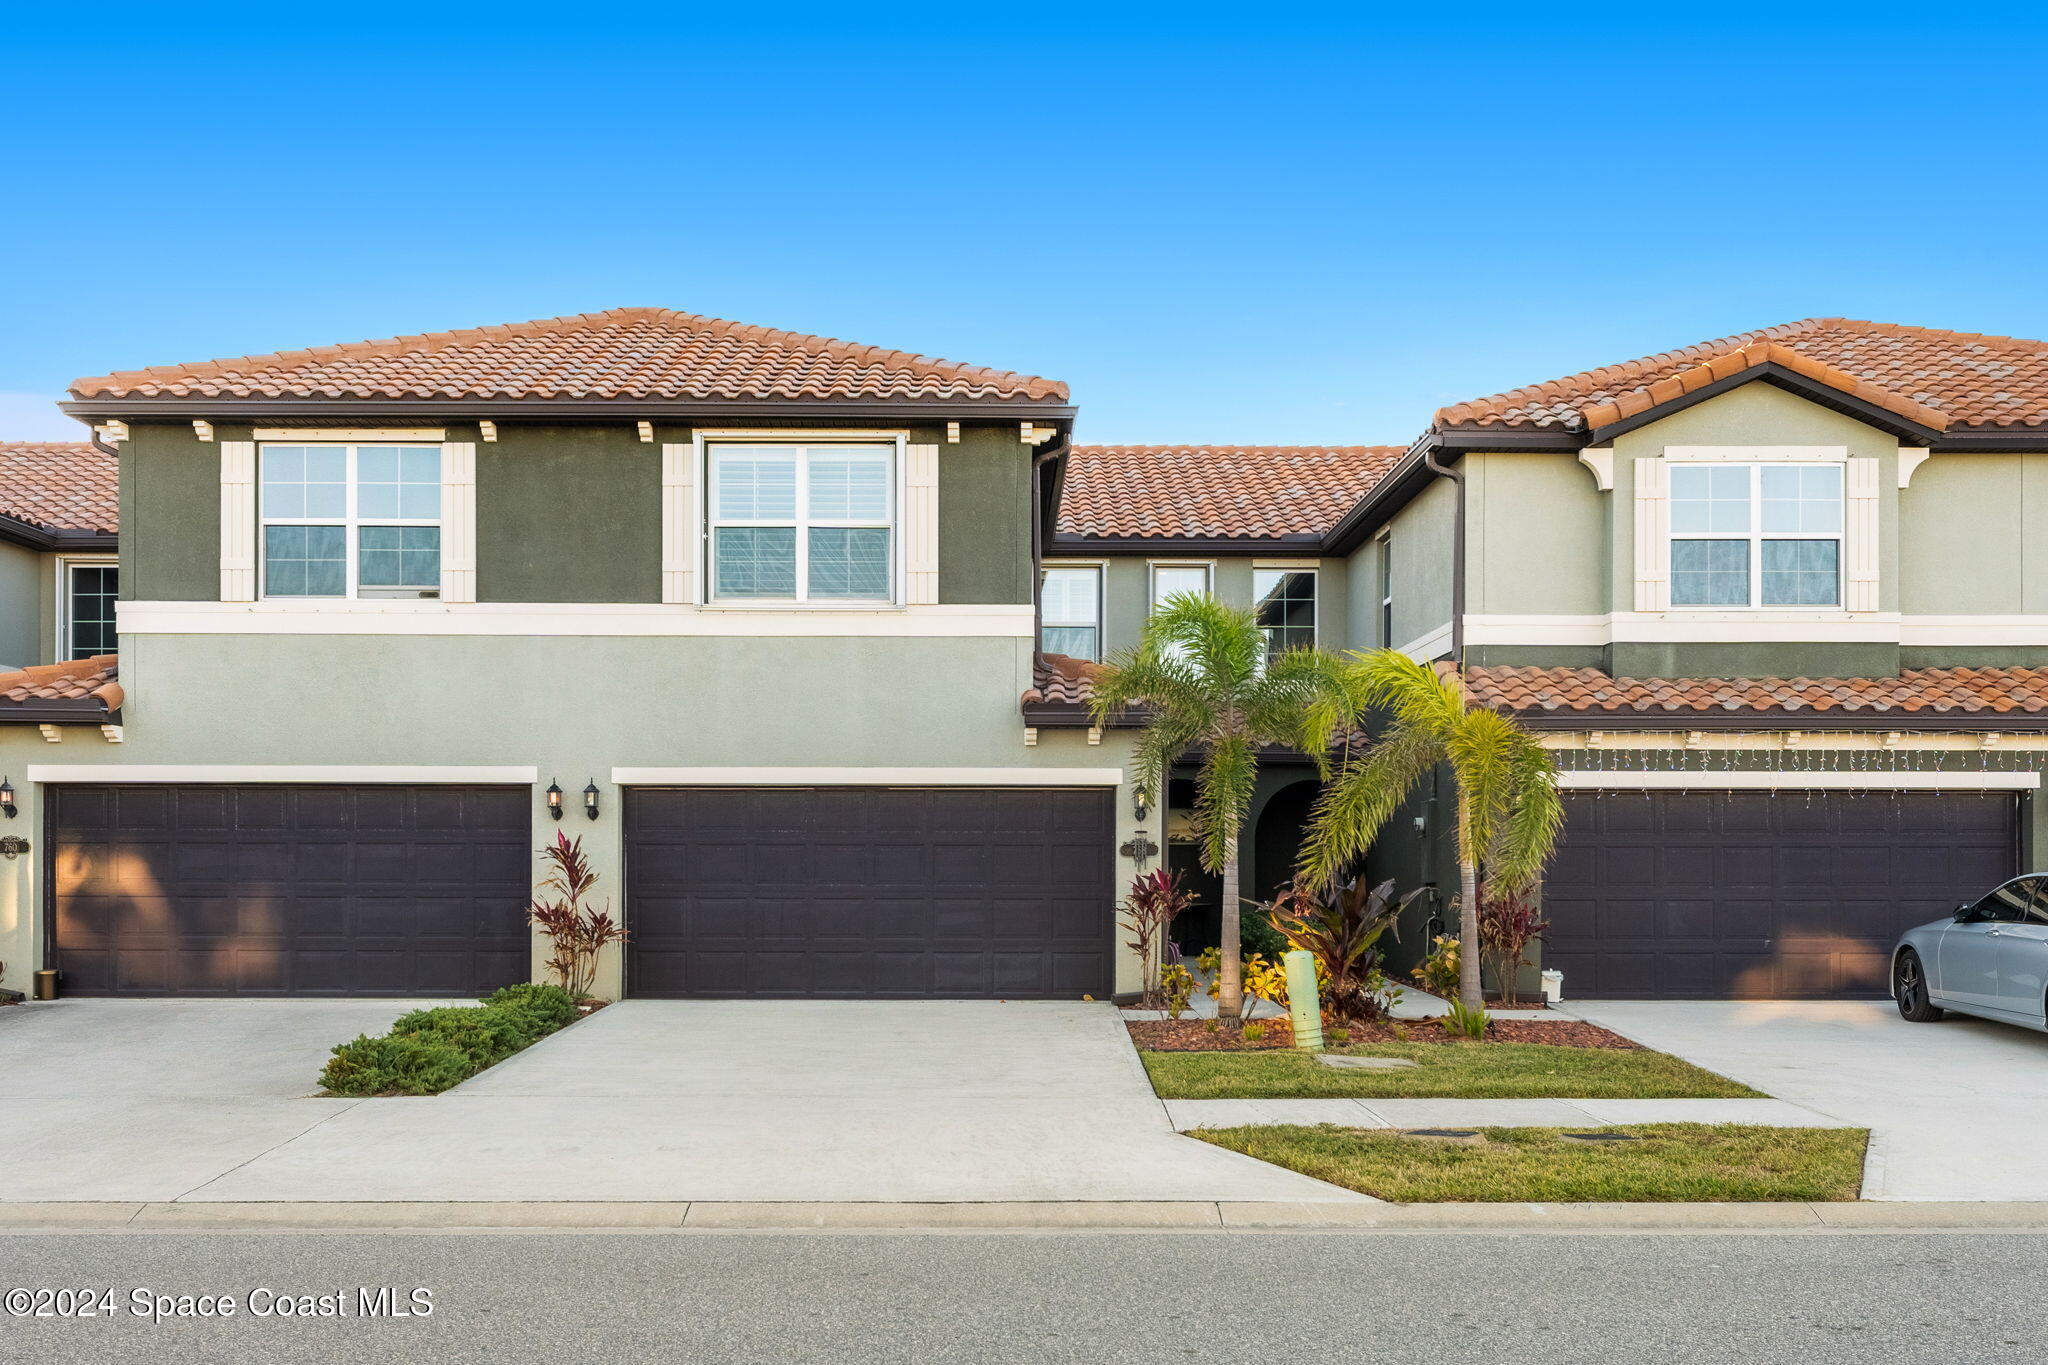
<box><xmin>1149</xmin><ymin>563</ymin><xmax>1212</xmax><ymax>612</ymax></box>
<box><xmin>1376</xmin><ymin>533</ymin><xmax>1393</xmax><ymax>646</ymax></box>
<box><xmin>1040</xmin><ymin>565</ymin><xmax>1102</xmax><ymax>659</ymax></box>
<box><xmin>709</xmin><ymin>444</ymin><xmax>895</xmax><ymax>603</ymax></box>
<box><xmin>260</xmin><ymin>444</ymin><xmax>442</xmax><ymax>599</ymax></box>
<box><xmin>61</xmin><ymin>559</ymin><xmax>118</xmax><ymax>658</ymax></box>
<box><xmin>1669</xmin><ymin>463</ymin><xmax>1842</xmax><ymax>608</ymax></box>
<box><xmin>1253</xmin><ymin>568</ymin><xmax>1317</xmax><ymax>659</ymax></box>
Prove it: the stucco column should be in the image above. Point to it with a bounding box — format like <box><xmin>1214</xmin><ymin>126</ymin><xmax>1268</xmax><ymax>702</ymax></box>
<box><xmin>528</xmin><ymin>769</ymin><xmax>626</xmax><ymax>1001</ymax></box>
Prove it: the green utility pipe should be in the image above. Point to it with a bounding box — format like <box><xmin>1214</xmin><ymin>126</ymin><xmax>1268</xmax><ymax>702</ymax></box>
<box><xmin>1284</xmin><ymin>950</ymin><xmax>1323</xmax><ymax>1051</ymax></box>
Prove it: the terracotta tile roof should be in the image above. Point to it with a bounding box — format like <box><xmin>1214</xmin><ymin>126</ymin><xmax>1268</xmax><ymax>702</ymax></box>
<box><xmin>1466</xmin><ymin>664</ymin><xmax>2048</xmax><ymax>719</ymax></box>
<box><xmin>1023</xmin><ymin>652</ymin><xmax>1103</xmax><ymax>708</ymax></box>
<box><xmin>69</xmin><ymin>307</ymin><xmax>1067</xmax><ymax>405</ymax></box>
<box><xmin>1058</xmin><ymin>445</ymin><xmax>1405</xmax><ymax>539</ymax></box>
<box><xmin>1437</xmin><ymin>318</ymin><xmax>2048</xmax><ymax>433</ymax></box>
<box><xmin>0</xmin><ymin>442</ymin><xmax>118</xmax><ymax>534</ymax></box>
<box><xmin>0</xmin><ymin>654</ymin><xmax>122</xmax><ymax>717</ymax></box>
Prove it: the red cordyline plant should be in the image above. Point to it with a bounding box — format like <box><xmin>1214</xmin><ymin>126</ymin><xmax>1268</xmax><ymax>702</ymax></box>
<box><xmin>527</xmin><ymin>832</ymin><xmax>626</xmax><ymax>1001</ymax></box>
<box><xmin>1119</xmin><ymin>868</ymin><xmax>1198</xmax><ymax>1007</ymax></box>
<box><xmin>1477</xmin><ymin>883</ymin><xmax>1551</xmax><ymax>1007</ymax></box>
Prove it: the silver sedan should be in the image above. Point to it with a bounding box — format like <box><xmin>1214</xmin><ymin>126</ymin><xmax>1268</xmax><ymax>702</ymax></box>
<box><xmin>1894</xmin><ymin>875</ymin><xmax>2048</xmax><ymax>1030</ymax></box>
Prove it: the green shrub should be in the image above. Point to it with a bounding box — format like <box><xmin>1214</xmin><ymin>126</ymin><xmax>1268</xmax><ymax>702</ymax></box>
<box><xmin>484</xmin><ymin>982</ymin><xmax>579</xmax><ymax>1030</ymax></box>
<box><xmin>320</xmin><ymin>1033</ymin><xmax>475</xmax><ymax>1096</ymax></box>
<box><xmin>318</xmin><ymin>985</ymin><xmax>580</xmax><ymax>1096</ymax></box>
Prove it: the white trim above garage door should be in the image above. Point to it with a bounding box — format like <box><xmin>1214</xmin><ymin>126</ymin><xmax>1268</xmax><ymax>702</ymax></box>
<box><xmin>28</xmin><ymin>765</ymin><xmax>539</xmax><ymax>784</ymax></box>
<box><xmin>1556</xmin><ymin>770</ymin><xmax>2039</xmax><ymax>791</ymax></box>
<box><xmin>612</xmin><ymin>766</ymin><xmax>1124</xmax><ymax>786</ymax></box>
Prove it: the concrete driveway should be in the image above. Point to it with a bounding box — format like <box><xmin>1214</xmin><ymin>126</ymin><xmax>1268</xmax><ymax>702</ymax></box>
<box><xmin>1569</xmin><ymin>1000</ymin><xmax>2048</xmax><ymax>1201</ymax></box>
<box><xmin>0</xmin><ymin>999</ymin><xmax>1359</xmax><ymax>1205</ymax></box>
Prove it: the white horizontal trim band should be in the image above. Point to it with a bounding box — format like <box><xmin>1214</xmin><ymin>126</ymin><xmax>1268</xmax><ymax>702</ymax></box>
<box><xmin>27</xmin><ymin>765</ymin><xmax>540</xmax><ymax>784</ymax></box>
<box><xmin>118</xmin><ymin>601</ymin><xmax>1035</xmax><ymax>638</ymax></box>
<box><xmin>612</xmin><ymin>767</ymin><xmax>1126</xmax><ymax>786</ymax></box>
<box><xmin>1556</xmin><ymin>770</ymin><xmax>2039</xmax><ymax>791</ymax></box>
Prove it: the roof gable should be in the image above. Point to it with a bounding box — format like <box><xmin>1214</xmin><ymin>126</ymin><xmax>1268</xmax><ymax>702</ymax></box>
<box><xmin>1437</xmin><ymin>318</ymin><xmax>2048</xmax><ymax>436</ymax></box>
<box><xmin>69</xmin><ymin>307</ymin><xmax>1067</xmax><ymax>405</ymax></box>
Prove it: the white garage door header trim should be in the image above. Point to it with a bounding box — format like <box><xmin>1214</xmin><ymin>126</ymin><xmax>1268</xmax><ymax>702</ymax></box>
<box><xmin>1557</xmin><ymin>770</ymin><xmax>2040</xmax><ymax>791</ymax></box>
<box><xmin>612</xmin><ymin>767</ymin><xmax>1125</xmax><ymax>786</ymax></box>
<box><xmin>28</xmin><ymin>765</ymin><xmax>540</xmax><ymax>784</ymax></box>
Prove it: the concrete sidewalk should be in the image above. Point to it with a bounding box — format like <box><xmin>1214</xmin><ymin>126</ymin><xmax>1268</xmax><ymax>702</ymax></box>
<box><xmin>1163</xmin><ymin>1096</ymin><xmax>1847</xmax><ymax>1130</ymax></box>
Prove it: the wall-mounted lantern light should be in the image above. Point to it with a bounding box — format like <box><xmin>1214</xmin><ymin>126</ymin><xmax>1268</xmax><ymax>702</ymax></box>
<box><xmin>545</xmin><ymin>780</ymin><xmax>564</xmax><ymax>821</ymax></box>
<box><xmin>1132</xmin><ymin>785</ymin><xmax>1151</xmax><ymax>824</ymax></box>
<box><xmin>583</xmin><ymin>781</ymin><xmax>601</xmax><ymax>821</ymax></box>
<box><xmin>0</xmin><ymin>778</ymin><xmax>15</xmax><ymax>819</ymax></box>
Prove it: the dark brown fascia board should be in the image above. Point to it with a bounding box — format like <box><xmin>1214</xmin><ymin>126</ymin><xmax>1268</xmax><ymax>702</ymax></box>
<box><xmin>1321</xmin><ymin>437</ymin><xmax>1441</xmax><ymax>555</ymax></box>
<box><xmin>1046</xmin><ymin>533</ymin><xmax>1326</xmax><ymax>557</ymax></box>
<box><xmin>1929</xmin><ymin>427</ymin><xmax>2048</xmax><ymax>452</ymax></box>
<box><xmin>0</xmin><ymin>704</ymin><xmax>119</xmax><ymax>726</ymax></box>
<box><xmin>0</xmin><ymin>513</ymin><xmax>116</xmax><ymax>553</ymax></box>
<box><xmin>1586</xmin><ymin>364</ymin><xmax>1948</xmax><ymax>446</ymax></box>
<box><xmin>1513</xmin><ymin>708</ymin><xmax>2048</xmax><ymax>733</ymax></box>
<box><xmin>60</xmin><ymin>398</ymin><xmax>1077</xmax><ymax>424</ymax></box>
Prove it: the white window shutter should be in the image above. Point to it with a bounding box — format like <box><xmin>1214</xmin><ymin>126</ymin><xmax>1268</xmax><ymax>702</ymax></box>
<box><xmin>219</xmin><ymin>440</ymin><xmax>257</xmax><ymax>601</ymax></box>
<box><xmin>1844</xmin><ymin>455</ymin><xmax>1881</xmax><ymax>612</ymax></box>
<box><xmin>440</xmin><ymin>441</ymin><xmax>477</xmax><ymax>603</ymax></box>
<box><xmin>1632</xmin><ymin>457</ymin><xmax>1670</xmax><ymax>612</ymax></box>
<box><xmin>661</xmin><ymin>443</ymin><xmax>699</xmax><ymax>604</ymax></box>
<box><xmin>904</xmin><ymin>442</ymin><xmax>940</xmax><ymax>605</ymax></box>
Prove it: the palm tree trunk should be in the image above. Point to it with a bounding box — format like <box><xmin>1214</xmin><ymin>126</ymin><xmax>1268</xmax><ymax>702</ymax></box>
<box><xmin>1457</xmin><ymin>795</ymin><xmax>1482</xmax><ymax>1013</ymax></box>
<box><xmin>1218</xmin><ymin>833</ymin><xmax>1244</xmax><ymax>1019</ymax></box>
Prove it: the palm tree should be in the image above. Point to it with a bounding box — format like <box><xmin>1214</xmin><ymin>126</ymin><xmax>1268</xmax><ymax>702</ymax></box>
<box><xmin>1088</xmin><ymin>594</ymin><xmax>1358</xmax><ymax>1018</ymax></box>
<box><xmin>1299</xmin><ymin>649</ymin><xmax>1564</xmax><ymax>1013</ymax></box>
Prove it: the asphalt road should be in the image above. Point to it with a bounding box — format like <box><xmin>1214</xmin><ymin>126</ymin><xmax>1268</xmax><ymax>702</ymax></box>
<box><xmin>3</xmin><ymin>1231</ymin><xmax>2046</xmax><ymax>1363</ymax></box>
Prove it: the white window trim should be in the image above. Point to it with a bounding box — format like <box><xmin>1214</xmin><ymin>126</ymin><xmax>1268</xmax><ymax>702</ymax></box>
<box><xmin>1376</xmin><ymin>531</ymin><xmax>1393</xmax><ymax>647</ymax></box>
<box><xmin>1251</xmin><ymin>564</ymin><xmax>1319</xmax><ymax>653</ymax></box>
<box><xmin>257</xmin><ymin>441</ymin><xmax>444</xmax><ymax>601</ymax></box>
<box><xmin>1040</xmin><ymin>560</ymin><xmax>1106</xmax><ymax>659</ymax></box>
<box><xmin>1148</xmin><ymin>560</ymin><xmax>1215</xmax><ymax>611</ymax></box>
<box><xmin>55</xmin><ymin>554</ymin><xmax>118</xmax><ymax>661</ymax></box>
<box><xmin>695</xmin><ymin>433</ymin><xmax>909</xmax><ymax>609</ymax></box>
<box><xmin>1666</xmin><ymin>460</ymin><xmax>1844</xmax><ymax>611</ymax></box>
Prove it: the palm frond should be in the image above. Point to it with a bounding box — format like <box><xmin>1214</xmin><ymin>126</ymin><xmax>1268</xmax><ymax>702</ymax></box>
<box><xmin>1244</xmin><ymin>647</ymin><xmax>1357</xmax><ymax>773</ymax></box>
<box><xmin>1344</xmin><ymin>648</ymin><xmax>1464</xmax><ymax>736</ymax></box>
<box><xmin>1483</xmin><ymin>726</ymin><xmax>1565</xmax><ymax>892</ymax></box>
<box><xmin>1297</xmin><ymin>724</ymin><xmax>1440</xmax><ymax>887</ymax></box>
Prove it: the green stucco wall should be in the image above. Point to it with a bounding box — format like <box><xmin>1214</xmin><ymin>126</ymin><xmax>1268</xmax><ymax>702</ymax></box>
<box><xmin>1389</xmin><ymin>474</ymin><xmax>1456</xmax><ymax>652</ymax></box>
<box><xmin>938</xmin><ymin>425</ymin><xmax>1033</xmax><ymax>605</ymax></box>
<box><xmin>123</xmin><ymin>421</ymin><xmax>226</xmax><ymax>602</ymax></box>
<box><xmin>477</xmin><ymin>424</ymin><xmax>662</xmax><ymax>603</ymax></box>
<box><xmin>1466</xmin><ymin>451</ymin><xmax>1607</xmax><ymax>616</ymax></box>
<box><xmin>0</xmin><ymin>542</ymin><xmax>44</xmax><ymax>669</ymax></box>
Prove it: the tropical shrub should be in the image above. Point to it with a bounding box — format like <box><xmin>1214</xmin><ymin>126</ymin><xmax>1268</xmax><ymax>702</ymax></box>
<box><xmin>1119</xmin><ymin>868</ymin><xmax>1198</xmax><ymax>1007</ymax></box>
<box><xmin>528</xmin><ymin>832</ymin><xmax>626</xmax><ymax>1000</ymax></box>
<box><xmin>1441</xmin><ymin>999</ymin><xmax>1490</xmax><ymax>1041</ymax></box>
<box><xmin>1159</xmin><ymin>962</ymin><xmax>1196</xmax><ymax>1020</ymax></box>
<box><xmin>1266</xmin><ymin>875</ymin><xmax>1423</xmax><ymax>1024</ymax></box>
<box><xmin>1415</xmin><ymin>935</ymin><xmax>1461</xmax><ymax>1000</ymax></box>
<box><xmin>1477</xmin><ymin>885</ymin><xmax>1552</xmax><ymax>1007</ymax></box>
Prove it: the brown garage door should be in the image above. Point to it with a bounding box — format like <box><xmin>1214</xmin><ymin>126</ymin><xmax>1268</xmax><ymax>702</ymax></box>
<box><xmin>626</xmin><ymin>787</ymin><xmax>1114</xmax><ymax>998</ymax></box>
<box><xmin>50</xmin><ymin>784</ymin><xmax>532</xmax><ymax>997</ymax></box>
<box><xmin>1543</xmin><ymin>789</ymin><xmax>2018</xmax><ymax>999</ymax></box>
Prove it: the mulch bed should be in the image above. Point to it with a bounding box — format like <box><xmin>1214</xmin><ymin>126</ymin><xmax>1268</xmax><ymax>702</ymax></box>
<box><xmin>1125</xmin><ymin>1016</ymin><xmax>1640</xmax><ymax>1051</ymax></box>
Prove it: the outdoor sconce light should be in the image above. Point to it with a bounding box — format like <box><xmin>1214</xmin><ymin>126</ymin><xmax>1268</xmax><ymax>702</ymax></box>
<box><xmin>1132</xmin><ymin>787</ymin><xmax>1151</xmax><ymax>823</ymax></box>
<box><xmin>545</xmin><ymin>780</ymin><xmax>564</xmax><ymax>821</ymax></box>
<box><xmin>583</xmin><ymin>781</ymin><xmax>600</xmax><ymax>821</ymax></box>
<box><xmin>0</xmin><ymin>778</ymin><xmax>15</xmax><ymax>818</ymax></box>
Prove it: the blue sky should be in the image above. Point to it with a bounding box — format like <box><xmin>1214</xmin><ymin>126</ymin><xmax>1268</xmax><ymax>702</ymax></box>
<box><xmin>3</xmin><ymin>3</ymin><xmax>2044</xmax><ymax>445</ymax></box>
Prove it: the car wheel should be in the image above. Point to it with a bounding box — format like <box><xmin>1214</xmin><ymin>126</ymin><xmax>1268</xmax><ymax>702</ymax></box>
<box><xmin>1895</xmin><ymin>949</ymin><xmax>1943</xmax><ymax>1022</ymax></box>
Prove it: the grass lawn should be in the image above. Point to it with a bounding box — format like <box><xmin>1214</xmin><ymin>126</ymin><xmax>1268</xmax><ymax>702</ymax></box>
<box><xmin>1192</xmin><ymin>1123</ymin><xmax>1868</xmax><ymax>1202</ymax></box>
<box><xmin>1141</xmin><ymin>1042</ymin><xmax>1761</xmax><ymax>1099</ymax></box>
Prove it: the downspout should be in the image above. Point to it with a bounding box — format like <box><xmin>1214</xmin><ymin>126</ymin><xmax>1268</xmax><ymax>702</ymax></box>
<box><xmin>1029</xmin><ymin>433</ymin><xmax>1069</xmax><ymax>655</ymax></box>
<box><xmin>1422</xmin><ymin>438</ymin><xmax>1466</xmax><ymax>664</ymax></box>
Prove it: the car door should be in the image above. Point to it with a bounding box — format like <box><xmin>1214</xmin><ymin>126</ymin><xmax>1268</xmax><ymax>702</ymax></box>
<box><xmin>1938</xmin><ymin>877</ymin><xmax>2039</xmax><ymax>1011</ymax></box>
<box><xmin>1995</xmin><ymin>882</ymin><xmax>2048</xmax><ymax>1023</ymax></box>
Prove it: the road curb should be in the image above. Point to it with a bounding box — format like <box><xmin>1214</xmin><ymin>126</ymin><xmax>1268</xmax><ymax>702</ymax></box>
<box><xmin>7</xmin><ymin>1200</ymin><xmax>2048</xmax><ymax>1234</ymax></box>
